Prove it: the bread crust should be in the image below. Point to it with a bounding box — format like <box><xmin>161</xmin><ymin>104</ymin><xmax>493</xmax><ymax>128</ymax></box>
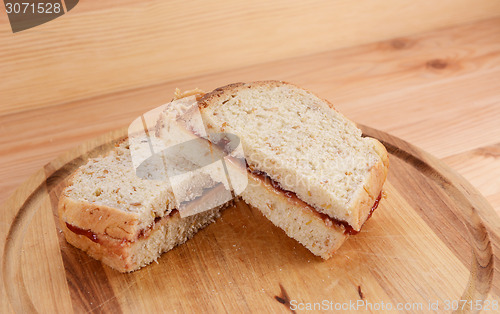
<box><xmin>347</xmin><ymin>138</ymin><xmax>389</xmax><ymax>228</ymax></box>
<box><xmin>59</xmin><ymin>194</ymin><xmax>141</xmax><ymax>241</ymax></box>
<box><xmin>58</xmin><ymin>196</ymin><xmax>137</xmax><ymax>272</ymax></box>
<box><xmin>199</xmin><ymin>81</ymin><xmax>291</xmax><ymax>108</ymax></box>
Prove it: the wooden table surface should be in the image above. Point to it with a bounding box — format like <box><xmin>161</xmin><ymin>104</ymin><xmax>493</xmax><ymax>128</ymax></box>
<box><xmin>1</xmin><ymin>1</ymin><xmax>500</xmax><ymax>312</ymax></box>
<box><xmin>2</xmin><ymin>2</ymin><xmax>499</xmax><ymax>216</ymax></box>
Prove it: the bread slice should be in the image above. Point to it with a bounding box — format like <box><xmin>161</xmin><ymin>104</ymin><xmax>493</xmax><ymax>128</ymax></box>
<box><xmin>198</xmin><ymin>81</ymin><xmax>388</xmax><ymax>232</ymax></box>
<box><xmin>58</xmin><ymin>140</ymin><xmax>228</xmax><ymax>272</ymax></box>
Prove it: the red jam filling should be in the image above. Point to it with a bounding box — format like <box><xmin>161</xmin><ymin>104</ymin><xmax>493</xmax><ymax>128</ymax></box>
<box><xmin>66</xmin><ymin>223</ymin><xmax>99</xmax><ymax>243</ymax></box>
<box><xmin>249</xmin><ymin>168</ymin><xmax>381</xmax><ymax>235</ymax></box>
<box><xmin>65</xmin><ymin>210</ymin><xmax>178</xmax><ymax>243</ymax></box>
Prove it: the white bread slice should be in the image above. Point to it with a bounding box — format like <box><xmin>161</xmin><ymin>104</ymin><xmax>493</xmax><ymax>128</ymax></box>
<box><xmin>58</xmin><ymin>140</ymin><xmax>228</xmax><ymax>272</ymax></box>
<box><xmin>198</xmin><ymin>81</ymin><xmax>389</xmax><ymax>231</ymax></box>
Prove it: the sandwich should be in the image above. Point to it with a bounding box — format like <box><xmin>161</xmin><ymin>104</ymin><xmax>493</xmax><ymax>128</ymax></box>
<box><xmin>59</xmin><ymin>81</ymin><xmax>388</xmax><ymax>272</ymax></box>
<box><xmin>158</xmin><ymin>81</ymin><xmax>389</xmax><ymax>259</ymax></box>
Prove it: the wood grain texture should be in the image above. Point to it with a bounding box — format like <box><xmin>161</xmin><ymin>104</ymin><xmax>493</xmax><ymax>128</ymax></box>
<box><xmin>1</xmin><ymin>125</ymin><xmax>498</xmax><ymax>313</ymax></box>
<box><xmin>1</xmin><ymin>0</ymin><xmax>500</xmax><ymax>115</ymax></box>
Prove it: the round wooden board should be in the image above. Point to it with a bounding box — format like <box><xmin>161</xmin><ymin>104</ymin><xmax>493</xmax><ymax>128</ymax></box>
<box><xmin>2</xmin><ymin>125</ymin><xmax>498</xmax><ymax>313</ymax></box>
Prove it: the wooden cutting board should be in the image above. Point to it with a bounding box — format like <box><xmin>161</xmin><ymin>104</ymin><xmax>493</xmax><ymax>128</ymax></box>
<box><xmin>1</xmin><ymin>125</ymin><xmax>498</xmax><ymax>313</ymax></box>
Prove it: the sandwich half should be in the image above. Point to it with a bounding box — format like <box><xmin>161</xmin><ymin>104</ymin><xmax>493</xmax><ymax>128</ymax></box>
<box><xmin>192</xmin><ymin>81</ymin><xmax>389</xmax><ymax>259</ymax></box>
<box><xmin>58</xmin><ymin>140</ymin><xmax>229</xmax><ymax>272</ymax></box>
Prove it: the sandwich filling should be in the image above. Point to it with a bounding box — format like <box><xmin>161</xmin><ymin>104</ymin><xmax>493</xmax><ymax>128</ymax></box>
<box><xmin>174</xmin><ymin>133</ymin><xmax>381</xmax><ymax>235</ymax></box>
<box><xmin>249</xmin><ymin>167</ymin><xmax>381</xmax><ymax>235</ymax></box>
<box><xmin>66</xmin><ymin>211</ymin><xmax>173</xmax><ymax>245</ymax></box>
